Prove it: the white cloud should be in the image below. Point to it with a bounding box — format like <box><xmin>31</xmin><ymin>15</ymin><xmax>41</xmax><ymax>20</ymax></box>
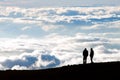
<box><xmin>88</xmin><ymin>32</ymin><xmax>120</xmax><ymax>37</ymax></box>
<box><xmin>21</xmin><ymin>26</ymin><xmax>31</xmax><ymax>31</ymax></box>
<box><xmin>40</xmin><ymin>24</ymin><xmax>64</xmax><ymax>31</ymax></box>
<box><xmin>106</xmin><ymin>21</ymin><xmax>120</xmax><ymax>28</ymax></box>
<box><xmin>0</xmin><ymin>6</ymin><xmax>120</xmax><ymax>70</ymax></box>
<box><xmin>0</xmin><ymin>6</ymin><xmax>120</xmax><ymax>34</ymax></box>
<box><xmin>12</xmin><ymin>65</ymin><xmax>27</xmax><ymax>70</ymax></box>
<box><xmin>0</xmin><ymin>50</ymin><xmax>61</xmax><ymax>70</ymax></box>
<box><xmin>81</xmin><ymin>25</ymin><xmax>99</xmax><ymax>30</ymax></box>
<box><xmin>0</xmin><ymin>32</ymin><xmax>120</xmax><ymax>70</ymax></box>
<box><xmin>81</xmin><ymin>20</ymin><xmax>120</xmax><ymax>30</ymax></box>
<box><xmin>94</xmin><ymin>45</ymin><xmax>120</xmax><ymax>62</ymax></box>
<box><xmin>0</xmin><ymin>6</ymin><xmax>120</xmax><ymax>24</ymax></box>
<box><xmin>17</xmin><ymin>35</ymin><xmax>30</xmax><ymax>39</ymax></box>
<box><xmin>0</xmin><ymin>64</ymin><xmax>4</xmax><ymax>70</ymax></box>
<box><xmin>109</xmin><ymin>38</ymin><xmax>120</xmax><ymax>45</ymax></box>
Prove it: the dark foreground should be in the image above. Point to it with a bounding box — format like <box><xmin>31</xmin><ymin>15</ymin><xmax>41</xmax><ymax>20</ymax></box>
<box><xmin>0</xmin><ymin>61</ymin><xmax>120</xmax><ymax>80</ymax></box>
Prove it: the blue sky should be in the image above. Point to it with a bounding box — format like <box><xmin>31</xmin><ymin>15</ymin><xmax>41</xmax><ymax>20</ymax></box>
<box><xmin>0</xmin><ymin>1</ymin><xmax>120</xmax><ymax>70</ymax></box>
<box><xmin>0</xmin><ymin>0</ymin><xmax>120</xmax><ymax>7</ymax></box>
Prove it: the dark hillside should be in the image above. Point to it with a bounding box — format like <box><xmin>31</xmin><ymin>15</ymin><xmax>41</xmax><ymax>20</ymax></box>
<box><xmin>0</xmin><ymin>61</ymin><xmax>120</xmax><ymax>80</ymax></box>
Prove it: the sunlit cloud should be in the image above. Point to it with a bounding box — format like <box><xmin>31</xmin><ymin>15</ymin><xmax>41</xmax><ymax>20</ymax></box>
<box><xmin>0</xmin><ymin>32</ymin><xmax>120</xmax><ymax>70</ymax></box>
<box><xmin>0</xmin><ymin>6</ymin><xmax>119</xmax><ymax>70</ymax></box>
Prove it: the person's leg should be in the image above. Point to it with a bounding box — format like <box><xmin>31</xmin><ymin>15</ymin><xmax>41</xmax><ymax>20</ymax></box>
<box><xmin>83</xmin><ymin>57</ymin><xmax>86</xmax><ymax>64</ymax></box>
<box><xmin>84</xmin><ymin>57</ymin><xmax>87</xmax><ymax>64</ymax></box>
<box><xmin>83</xmin><ymin>58</ymin><xmax>85</xmax><ymax>64</ymax></box>
<box><xmin>86</xmin><ymin>57</ymin><xmax>87</xmax><ymax>64</ymax></box>
<box><xmin>91</xmin><ymin>57</ymin><xmax>93</xmax><ymax>63</ymax></box>
<box><xmin>83</xmin><ymin>57</ymin><xmax>84</xmax><ymax>64</ymax></box>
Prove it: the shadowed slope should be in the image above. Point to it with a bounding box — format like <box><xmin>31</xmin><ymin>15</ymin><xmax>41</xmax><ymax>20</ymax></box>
<box><xmin>0</xmin><ymin>61</ymin><xmax>120</xmax><ymax>80</ymax></box>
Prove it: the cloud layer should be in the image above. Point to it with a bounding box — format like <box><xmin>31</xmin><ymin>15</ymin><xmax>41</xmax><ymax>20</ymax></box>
<box><xmin>0</xmin><ymin>6</ymin><xmax>120</xmax><ymax>35</ymax></box>
<box><xmin>0</xmin><ymin>6</ymin><xmax>120</xmax><ymax>23</ymax></box>
<box><xmin>0</xmin><ymin>33</ymin><xmax>120</xmax><ymax>70</ymax></box>
<box><xmin>0</xmin><ymin>6</ymin><xmax>120</xmax><ymax>70</ymax></box>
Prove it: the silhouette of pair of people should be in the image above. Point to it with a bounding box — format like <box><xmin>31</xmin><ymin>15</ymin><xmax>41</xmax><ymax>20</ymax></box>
<box><xmin>83</xmin><ymin>48</ymin><xmax>94</xmax><ymax>64</ymax></box>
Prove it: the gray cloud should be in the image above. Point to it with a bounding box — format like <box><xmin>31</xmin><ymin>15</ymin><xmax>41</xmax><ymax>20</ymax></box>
<box><xmin>0</xmin><ymin>50</ymin><xmax>60</xmax><ymax>70</ymax></box>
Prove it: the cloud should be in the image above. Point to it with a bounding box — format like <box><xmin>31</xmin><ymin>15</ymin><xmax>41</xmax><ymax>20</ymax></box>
<box><xmin>80</xmin><ymin>25</ymin><xmax>100</xmax><ymax>30</ymax></box>
<box><xmin>106</xmin><ymin>21</ymin><xmax>120</xmax><ymax>28</ymax></box>
<box><xmin>0</xmin><ymin>6</ymin><xmax>120</xmax><ymax>24</ymax></box>
<box><xmin>0</xmin><ymin>6</ymin><xmax>120</xmax><ymax>33</ymax></box>
<box><xmin>0</xmin><ymin>50</ymin><xmax>60</xmax><ymax>70</ymax></box>
<box><xmin>11</xmin><ymin>65</ymin><xmax>27</xmax><ymax>70</ymax></box>
<box><xmin>1</xmin><ymin>55</ymin><xmax>37</xmax><ymax>69</ymax></box>
<box><xmin>95</xmin><ymin>45</ymin><xmax>114</xmax><ymax>54</ymax></box>
<box><xmin>21</xmin><ymin>26</ymin><xmax>31</xmax><ymax>31</ymax></box>
<box><xmin>81</xmin><ymin>20</ymin><xmax>120</xmax><ymax>30</ymax></box>
<box><xmin>0</xmin><ymin>32</ymin><xmax>120</xmax><ymax>70</ymax></box>
<box><xmin>40</xmin><ymin>24</ymin><xmax>65</xmax><ymax>31</ymax></box>
<box><xmin>0</xmin><ymin>6</ymin><xmax>120</xmax><ymax>70</ymax></box>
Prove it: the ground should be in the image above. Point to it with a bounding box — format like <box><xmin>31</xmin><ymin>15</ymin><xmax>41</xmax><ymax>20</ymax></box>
<box><xmin>0</xmin><ymin>61</ymin><xmax>120</xmax><ymax>80</ymax></box>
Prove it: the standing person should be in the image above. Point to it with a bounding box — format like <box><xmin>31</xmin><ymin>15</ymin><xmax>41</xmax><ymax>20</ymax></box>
<box><xmin>90</xmin><ymin>48</ymin><xmax>94</xmax><ymax>63</ymax></box>
<box><xmin>83</xmin><ymin>48</ymin><xmax>88</xmax><ymax>64</ymax></box>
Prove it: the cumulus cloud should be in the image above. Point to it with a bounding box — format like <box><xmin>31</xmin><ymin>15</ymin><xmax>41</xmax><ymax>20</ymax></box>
<box><xmin>0</xmin><ymin>32</ymin><xmax>120</xmax><ymax>70</ymax></box>
<box><xmin>0</xmin><ymin>50</ymin><xmax>60</xmax><ymax>70</ymax></box>
<box><xmin>11</xmin><ymin>65</ymin><xmax>27</xmax><ymax>70</ymax></box>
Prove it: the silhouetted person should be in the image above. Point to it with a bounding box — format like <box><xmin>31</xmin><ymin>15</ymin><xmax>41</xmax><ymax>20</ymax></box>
<box><xmin>83</xmin><ymin>48</ymin><xmax>88</xmax><ymax>64</ymax></box>
<box><xmin>90</xmin><ymin>48</ymin><xmax>94</xmax><ymax>63</ymax></box>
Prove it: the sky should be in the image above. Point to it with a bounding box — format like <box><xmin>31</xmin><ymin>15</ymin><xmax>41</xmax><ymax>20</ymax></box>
<box><xmin>0</xmin><ymin>0</ymin><xmax>120</xmax><ymax>70</ymax></box>
<box><xmin>0</xmin><ymin>0</ymin><xmax>120</xmax><ymax>7</ymax></box>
